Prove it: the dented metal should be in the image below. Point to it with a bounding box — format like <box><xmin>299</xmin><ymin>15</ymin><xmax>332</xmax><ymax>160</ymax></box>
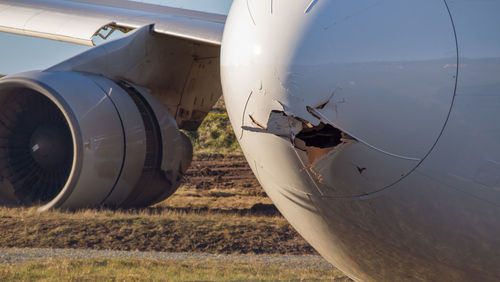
<box><xmin>220</xmin><ymin>0</ymin><xmax>500</xmax><ymax>280</ymax></box>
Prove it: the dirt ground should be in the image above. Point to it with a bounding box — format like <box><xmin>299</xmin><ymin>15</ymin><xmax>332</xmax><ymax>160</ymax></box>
<box><xmin>160</xmin><ymin>154</ymin><xmax>278</xmax><ymax>216</ymax></box>
<box><xmin>184</xmin><ymin>154</ymin><xmax>260</xmax><ymax>192</ymax></box>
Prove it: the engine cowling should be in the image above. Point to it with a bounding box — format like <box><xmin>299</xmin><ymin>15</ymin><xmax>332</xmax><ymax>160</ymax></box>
<box><xmin>0</xmin><ymin>70</ymin><xmax>191</xmax><ymax>210</ymax></box>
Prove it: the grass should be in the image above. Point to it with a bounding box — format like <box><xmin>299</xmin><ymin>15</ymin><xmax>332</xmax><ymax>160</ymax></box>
<box><xmin>184</xmin><ymin>99</ymin><xmax>243</xmax><ymax>156</ymax></box>
<box><xmin>0</xmin><ymin>207</ymin><xmax>315</xmax><ymax>255</ymax></box>
<box><xmin>158</xmin><ymin>187</ymin><xmax>273</xmax><ymax>212</ymax></box>
<box><xmin>0</xmin><ymin>258</ymin><xmax>346</xmax><ymax>281</ymax></box>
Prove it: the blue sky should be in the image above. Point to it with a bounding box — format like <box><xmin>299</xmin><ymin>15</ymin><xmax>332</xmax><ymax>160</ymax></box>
<box><xmin>0</xmin><ymin>0</ymin><xmax>232</xmax><ymax>75</ymax></box>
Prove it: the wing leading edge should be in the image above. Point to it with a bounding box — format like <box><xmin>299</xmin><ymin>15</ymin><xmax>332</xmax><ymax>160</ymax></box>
<box><xmin>0</xmin><ymin>0</ymin><xmax>226</xmax><ymax>46</ymax></box>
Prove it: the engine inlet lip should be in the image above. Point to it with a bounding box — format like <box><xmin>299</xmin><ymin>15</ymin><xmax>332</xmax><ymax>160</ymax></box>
<box><xmin>0</xmin><ymin>78</ymin><xmax>83</xmax><ymax>211</ymax></box>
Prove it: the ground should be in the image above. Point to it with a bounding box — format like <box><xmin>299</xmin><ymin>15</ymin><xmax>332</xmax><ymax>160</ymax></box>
<box><xmin>0</xmin><ymin>155</ymin><xmax>315</xmax><ymax>255</ymax></box>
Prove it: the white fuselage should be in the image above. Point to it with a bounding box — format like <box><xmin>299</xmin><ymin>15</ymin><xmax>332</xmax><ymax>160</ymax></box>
<box><xmin>221</xmin><ymin>0</ymin><xmax>500</xmax><ymax>280</ymax></box>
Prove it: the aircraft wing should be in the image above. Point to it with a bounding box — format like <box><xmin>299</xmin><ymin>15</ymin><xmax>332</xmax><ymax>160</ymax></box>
<box><xmin>0</xmin><ymin>0</ymin><xmax>226</xmax><ymax>46</ymax></box>
<box><xmin>0</xmin><ymin>0</ymin><xmax>227</xmax><ymax>209</ymax></box>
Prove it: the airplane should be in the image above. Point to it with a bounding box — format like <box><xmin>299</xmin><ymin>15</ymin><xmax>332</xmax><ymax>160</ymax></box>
<box><xmin>0</xmin><ymin>0</ymin><xmax>499</xmax><ymax>281</ymax></box>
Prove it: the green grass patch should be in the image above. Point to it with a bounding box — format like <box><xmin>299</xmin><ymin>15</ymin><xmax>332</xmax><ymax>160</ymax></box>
<box><xmin>184</xmin><ymin>99</ymin><xmax>243</xmax><ymax>156</ymax></box>
<box><xmin>0</xmin><ymin>258</ymin><xmax>345</xmax><ymax>281</ymax></box>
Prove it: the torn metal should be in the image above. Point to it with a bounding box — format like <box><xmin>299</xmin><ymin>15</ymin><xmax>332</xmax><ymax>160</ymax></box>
<box><xmin>243</xmin><ymin>109</ymin><xmax>357</xmax><ymax>164</ymax></box>
<box><xmin>295</xmin><ymin>122</ymin><xmax>356</xmax><ymax>164</ymax></box>
<box><xmin>93</xmin><ymin>24</ymin><xmax>132</xmax><ymax>41</ymax></box>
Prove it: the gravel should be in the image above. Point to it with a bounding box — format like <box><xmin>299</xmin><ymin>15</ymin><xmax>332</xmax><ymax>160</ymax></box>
<box><xmin>0</xmin><ymin>248</ymin><xmax>335</xmax><ymax>270</ymax></box>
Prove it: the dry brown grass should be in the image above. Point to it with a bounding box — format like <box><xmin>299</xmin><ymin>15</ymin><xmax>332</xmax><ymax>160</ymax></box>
<box><xmin>0</xmin><ymin>206</ymin><xmax>315</xmax><ymax>255</ymax></box>
<box><xmin>165</xmin><ymin>154</ymin><xmax>277</xmax><ymax>216</ymax></box>
<box><xmin>0</xmin><ymin>153</ymin><xmax>313</xmax><ymax>254</ymax></box>
<box><xmin>0</xmin><ymin>258</ymin><xmax>347</xmax><ymax>281</ymax></box>
<box><xmin>158</xmin><ymin>186</ymin><xmax>274</xmax><ymax>213</ymax></box>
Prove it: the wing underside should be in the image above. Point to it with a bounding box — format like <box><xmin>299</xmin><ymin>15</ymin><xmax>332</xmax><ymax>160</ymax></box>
<box><xmin>0</xmin><ymin>0</ymin><xmax>226</xmax><ymax>46</ymax></box>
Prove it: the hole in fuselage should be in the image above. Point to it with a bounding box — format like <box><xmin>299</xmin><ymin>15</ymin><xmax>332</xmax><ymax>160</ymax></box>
<box><xmin>296</xmin><ymin>123</ymin><xmax>343</xmax><ymax>148</ymax></box>
<box><xmin>295</xmin><ymin>123</ymin><xmax>354</xmax><ymax>164</ymax></box>
<box><xmin>0</xmin><ymin>88</ymin><xmax>73</xmax><ymax>206</ymax></box>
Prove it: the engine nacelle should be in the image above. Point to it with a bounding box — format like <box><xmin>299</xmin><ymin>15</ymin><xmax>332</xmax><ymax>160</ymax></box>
<box><xmin>0</xmin><ymin>71</ymin><xmax>191</xmax><ymax>210</ymax></box>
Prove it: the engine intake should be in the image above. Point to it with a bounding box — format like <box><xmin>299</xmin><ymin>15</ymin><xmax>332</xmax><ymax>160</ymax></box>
<box><xmin>0</xmin><ymin>71</ymin><xmax>191</xmax><ymax>210</ymax></box>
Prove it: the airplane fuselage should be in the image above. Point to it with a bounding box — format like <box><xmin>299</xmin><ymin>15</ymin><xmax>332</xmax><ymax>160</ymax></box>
<box><xmin>221</xmin><ymin>0</ymin><xmax>500</xmax><ymax>280</ymax></box>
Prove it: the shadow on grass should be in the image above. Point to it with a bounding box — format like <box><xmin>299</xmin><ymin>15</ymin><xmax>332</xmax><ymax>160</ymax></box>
<box><xmin>112</xmin><ymin>203</ymin><xmax>282</xmax><ymax>217</ymax></box>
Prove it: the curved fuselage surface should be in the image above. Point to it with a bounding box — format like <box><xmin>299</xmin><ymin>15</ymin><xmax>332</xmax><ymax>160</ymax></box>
<box><xmin>221</xmin><ymin>0</ymin><xmax>500</xmax><ymax>280</ymax></box>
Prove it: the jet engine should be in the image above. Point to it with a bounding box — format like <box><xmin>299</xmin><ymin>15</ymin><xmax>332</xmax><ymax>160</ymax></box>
<box><xmin>0</xmin><ymin>70</ymin><xmax>192</xmax><ymax>211</ymax></box>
